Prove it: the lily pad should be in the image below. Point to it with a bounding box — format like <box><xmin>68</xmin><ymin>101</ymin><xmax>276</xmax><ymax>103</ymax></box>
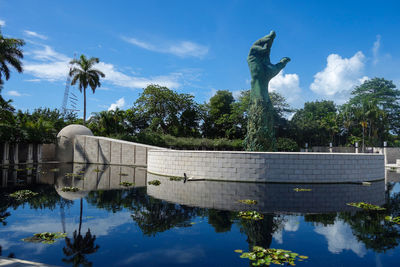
<box><xmin>238</xmin><ymin>199</ymin><xmax>258</xmax><ymax>205</ymax></box>
<box><xmin>9</xmin><ymin>190</ymin><xmax>38</xmax><ymax>201</ymax></box>
<box><xmin>61</xmin><ymin>187</ymin><xmax>79</xmax><ymax>192</ymax></box>
<box><xmin>238</xmin><ymin>211</ymin><xmax>264</xmax><ymax>221</ymax></box>
<box><xmin>293</xmin><ymin>188</ymin><xmax>312</xmax><ymax>192</ymax></box>
<box><xmin>120</xmin><ymin>173</ymin><xmax>129</xmax><ymax>176</ymax></box>
<box><xmin>49</xmin><ymin>168</ymin><xmax>59</xmax><ymax>172</ymax></box>
<box><xmin>169</xmin><ymin>176</ymin><xmax>183</xmax><ymax>181</ymax></box>
<box><xmin>22</xmin><ymin>232</ymin><xmax>67</xmax><ymax>244</ymax></box>
<box><xmin>120</xmin><ymin>181</ymin><xmax>135</xmax><ymax>187</ymax></box>
<box><xmin>347</xmin><ymin>202</ymin><xmax>385</xmax><ymax>210</ymax></box>
<box><xmin>64</xmin><ymin>173</ymin><xmax>83</xmax><ymax>178</ymax></box>
<box><xmin>239</xmin><ymin>246</ymin><xmax>308</xmax><ymax>266</ymax></box>
<box><xmin>385</xmin><ymin>216</ymin><xmax>400</xmax><ymax>224</ymax></box>
<box><xmin>93</xmin><ymin>168</ymin><xmax>102</xmax><ymax>172</ymax></box>
<box><xmin>148</xmin><ymin>180</ymin><xmax>161</xmax><ymax>186</ymax></box>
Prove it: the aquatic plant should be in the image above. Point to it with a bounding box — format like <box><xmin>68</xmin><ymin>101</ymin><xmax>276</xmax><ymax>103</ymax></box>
<box><xmin>148</xmin><ymin>180</ymin><xmax>161</xmax><ymax>186</ymax></box>
<box><xmin>238</xmin><ymin>211</ymin><xmax>264</xmax><ymax>220</ymax></box>
<box><xmin>61</xmin><ymin>187</ymin><xmax>79</xmax><ymax>192</ymax></box>
<box><xmin>120</xmin><ymin>181</ymin><xmax>135</xmax><ymax>187</ymax></box>
<box><xmin>293</xmin><ymin>188</ymin><xmax>312</xmax><ymax>192</ymax></box>
<box><xmin>238</xmin><ymin>199</ymin><xmax>258</xmax><ymax>205</ymax></box>
<box><xmin>237</xmin><ymin>246</ymin><xmax>308</xmax><ymax>266</ymax></box>
<box><xmin>385</xmin><ymin>216</ymin><xmax>400</xmax><ymax>224</ymax></box>
<box><xmin>22</xmin><ymin>232</ymin><xmax>67</xmax><ymax>244</ymax></box>
<box><xmin>49</xmin><ymin>168</ymin><xmax>59</xmax><ymax>172</ymax></box>
<box><xmin>15</xmin><ymin>168</ymin><xmax>25</xmax><ymax>172</ymax></box>
<box><xmin>120</xmin><ymin>173</ymin><xmax>129</xmax><ymax>176</ymax></box>
<box><xmin>9</xmin><ymin>190</ymin><xmax>38</xmax><ymax>200</ymax></box>
<box><xmin>93</xmin><ymin>168</ymin><xmax>102</xmax><ymax>172</ymax></box>
<box><xmin>64</xmin><ymin>173</ymin><xmax>83</xmax><ymax>178</ymax></box>
<box><xmin>347</xmin><ymin>202</ymin><xmax>385</xmax><ymax>210</ymax></box>
<box><xmin>169</xmin><ymin>176</ymin><xmax>183</xmax><ymax>181</ymax></box>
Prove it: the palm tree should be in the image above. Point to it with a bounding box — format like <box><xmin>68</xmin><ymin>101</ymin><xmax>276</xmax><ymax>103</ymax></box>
<box><xmin>0</xmin><ymin>28</ymin><xmax>25</xmax><ymax>84</ymax></box>
<box><xmin>69</xmin><ymin>55</ymin><xmax>105</xmax><ymax>125</ymax></box>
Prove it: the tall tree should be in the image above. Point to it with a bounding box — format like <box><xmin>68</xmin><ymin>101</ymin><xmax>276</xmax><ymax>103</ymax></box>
<box><xmin>290</xmin><ymin>100</ymin><xmax>337</xmax><ymax>146</ymax></box>
<box><xmin>0</xmin><ymin>28</ymin><xmax>25</xmax><ymax>84</ymax></box>
<box><xmin>345</xmin><ymin>78</ymin><xmax>400</xmax><ymax>145</ymax></box>
<box><xmin>201</xmin><ymin>90</ymin><xmax>234</xmax><ymax>138</ymax></box>
<box><xmin>69</xmin><ymin>55</ymin><xmax>105</xmax><ymax>125</ymax></box>
<box><xmin>134</xmin><ymin>84</ymin><xmax>200</xmax><ymax>137</ymax></box>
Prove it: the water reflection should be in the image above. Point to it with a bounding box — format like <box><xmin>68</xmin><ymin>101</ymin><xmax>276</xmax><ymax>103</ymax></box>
<box><xmin>147</xmin><ymin>173</ymin><xmax>385</xmax><ymax>213</ymax></box>
<box><xmin>1</xmin><ymin>164</ymin><xmax>400</xmax><ymax>266</ymax></box>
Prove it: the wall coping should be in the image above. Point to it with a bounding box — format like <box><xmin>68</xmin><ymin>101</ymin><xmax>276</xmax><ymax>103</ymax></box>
<box><xmin>79</xmin><ymin>135</ymin><xmax>167</xmax><ymax>150</ymax></box>
<box><xmin>148</xmin><ymin>149</ymin><xmax>383</xmax><ymax>156</ymax></box>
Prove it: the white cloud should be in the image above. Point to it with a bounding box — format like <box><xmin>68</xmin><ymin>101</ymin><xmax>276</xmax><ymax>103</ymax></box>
<box><xmin>310</xmin><ymin>51</ymin><xmax>367</xmax><ymax>103</ymax></box>
<box><xmin>7</xmin><ymin>90</ymin><xmax>22</xmax><ymax>96</ymax></box>
<box><xmin>96</xmin><ymin>62</ymin><xmax>181</xmax><ymax>89</ymax></box>
<box><xmin>108</xmin><ymin>97</ymin><xmax>125</xmax><ymax>111</ymax></box>
<box><xmin>6</xmin><ymin>90</ymin><xmax>29</xmax><ymax>97</ymax></box>
<box><xmin>119</xmin><ymin>246</ymin><xmax>205</xmax><ymax>265</ymax></box>
<box><xmin>372</xmin><ymin>35</ymin><xmax>381</xmax><ymax>65</ymax></box>
<box><xmin>24</xmin><ymin>45</ymin><xmax>182</xmax><ymax>88</ymax></box>
<box><xmin>272</xmin><ymin>216</ymin><xmax>300</xmax><ymax>244</ymax></box>
<box><xmin>270</xmin><ymin>71</ymin><xmax>302</xmax><ymax>107</ymax></box>
<box><xmin>122</xmin><ymin>37</ymin><xmax>209</xmax><ymax>59</ymax></box>
<box><xmin>0</xmin><ymin>211</ymin><xmax>133</xmax><ymax>238</ymax></box>
<box><xmin>24</xmin><ymin>30</ymin><xmax>48</xmax><ymax>40</ymax></box>
<box><xmin>0</xmin><ymin>20</ymin><xmax>5</xmax><ymax>27</ymax></box>
<box><xmin>314</xmin><ymin>219</ymin><xmax>366</xmax><ymax>257</ymax></box>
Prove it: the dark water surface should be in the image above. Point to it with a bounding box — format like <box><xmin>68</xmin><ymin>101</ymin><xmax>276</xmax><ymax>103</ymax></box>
<box><xmin>1</xmin><ymin>163</ymin><xmax>400</xmax><ymax>266</ymax></box>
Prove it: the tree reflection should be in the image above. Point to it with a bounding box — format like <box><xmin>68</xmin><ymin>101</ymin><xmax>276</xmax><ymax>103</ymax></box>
<box><xmin>62</xmin><ymin>229</ymin><xmax>99</xmax><ymax>267</ymax></box>
<box><xmin>208</xmin><ymin>209</ymin><xmax>234</xmax><ymax>233</ymax></box>
<box><xmin>238</xmin><ymin>214</ymin><xmax>283</xmax><ymax>249</ymax></box>
<box><xmin>86</xmin><ymin>188</ymin><xmax>201</xmax><ymax>236</ymax></box>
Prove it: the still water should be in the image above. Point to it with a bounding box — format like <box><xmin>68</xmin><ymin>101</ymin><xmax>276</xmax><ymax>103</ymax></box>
<box><xmin>0</xmin><ymin>163</ymin><xmax>399</xmax><ymax>266</ymax></box>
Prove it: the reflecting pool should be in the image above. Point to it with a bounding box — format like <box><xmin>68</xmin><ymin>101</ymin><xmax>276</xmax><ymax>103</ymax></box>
<box><xmin>0</xmin><ymin>163</ymin><xmax>400</xmax><ymax>266</ymax></box>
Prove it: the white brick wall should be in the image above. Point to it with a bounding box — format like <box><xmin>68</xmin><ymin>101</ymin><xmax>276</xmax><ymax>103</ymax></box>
<box><xmin>148</xmin><ymin>150</ymin><xmax>385</xmax><ymax>183</ymax></box>
<box><xmin>147</xmin><ymin>173</ymin><xmax>385</xmax><ymax>213</ymax></box>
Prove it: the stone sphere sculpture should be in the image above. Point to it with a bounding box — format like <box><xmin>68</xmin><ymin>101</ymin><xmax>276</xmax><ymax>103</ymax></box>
<box><xmin>56</xmin><ymin>124</ymin><xmax>93</xmax><ymax>163</ymax></box>
<box><xmin>245</xmin><ymin>30</ymin><xmax>290</xmax><ymax>151</ymax></box>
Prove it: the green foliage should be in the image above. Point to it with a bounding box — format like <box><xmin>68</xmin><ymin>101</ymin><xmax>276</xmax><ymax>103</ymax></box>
<box><xmin>64</xmin><ymin>173</ymin><xmax>83</xmax><ymax>178</ymax></box>
<box><xmin>340</xmin><ymin>78</ymin><xmax>400</xmax><ymax>146</ymax></box>
<box><xmin>9</xmin><ymin>190</ymin><xmax>38</xmax><ymax>200</ymax></box>
<box><xmin>238</xmin><ymin>199</ymin><xmax>258</xmax><ymax>205</ymax></box>
<box><xmin>385</xmin><ymin>216</ymin><xmax>400</xmax><ymax>224</ymax></box>
<box><xmin>69</xmin><ymin>54</ymin><xmax>105</xmax><ymax>124</ymax></box>
<box><xmin>0</xmin><ymin>28</ymin><xmax>25</xmax><ymax>84</ymax></box>
<box><xmin>134</xmin><ymin>84</ymin><xmax>200</xmax><ymax>137</ymax></box>
<box><xmin>293</xmin><ymin>188</ymin><xmax>312</xmax><ymax>192</ymax></box>
<box><xmin>276</xmin><ymin>137</ymin><xmax>299</xmax><ymax>152</ymax></box>
<box><xmin>0</xmin><ymin>106</ymin><xmax>78</xmax><ymax>143</ymax></box>
<box><xmin>291</xmin><ymin>100</ymin><xmax>337</xmax><ymax>146</ymax></box>
<box><xmin>148</xmin><ymin>180</ymin><xmax>161</xmax><ymax>186</ymax></box>
<box><xmin>238</xmin><ymin>246</ymin><xmax>308</xmax><ymax>266</ymax></box>
<box><xmin>120</xmin><ymin>181</ymin><xmax>135</xmax><ymax>187</ymax></box>
<box><xmin>169</xmin><ymin>176</ymin><xmax>183</xmax><ymax>181</ymax></box>
<box><xmin>347</xmin><ymin>202</ymin><xmax>386</xmax><ymax>210</ymax></box>
<box><xmin>238</xmin><ymin>211</ymin><xmax>264</xmax><ymax>220</ymax></box>
<box><xmin>22</xmin><ymin>232</ymin><xmax>67</xmax><ymax>244</ymax></box>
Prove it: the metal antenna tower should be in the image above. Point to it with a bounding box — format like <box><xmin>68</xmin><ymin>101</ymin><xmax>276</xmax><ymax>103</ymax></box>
<box><xmin>61</xmin><ymin>53</ymin><xmax>79</xmax><ymax>115</ymax></box>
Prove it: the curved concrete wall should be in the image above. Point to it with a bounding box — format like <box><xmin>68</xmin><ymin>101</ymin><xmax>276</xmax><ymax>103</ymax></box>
<box><xmin>148</xmin><ymin>150</ymin><xmax>385</xmax><ymax>183</ymax></box>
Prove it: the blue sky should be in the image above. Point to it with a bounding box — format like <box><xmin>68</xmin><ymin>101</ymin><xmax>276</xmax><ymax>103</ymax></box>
<box><xmin>1</xmin><ymin>0</ymin><xmax>400</xmax><ymax>117</ymax></box>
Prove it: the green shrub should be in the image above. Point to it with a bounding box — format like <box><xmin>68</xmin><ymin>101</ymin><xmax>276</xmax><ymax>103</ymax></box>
<box><xmin>276</xmin><ymin>137</ymin><xmax>299</xmax><ymax>152</ymax></box>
